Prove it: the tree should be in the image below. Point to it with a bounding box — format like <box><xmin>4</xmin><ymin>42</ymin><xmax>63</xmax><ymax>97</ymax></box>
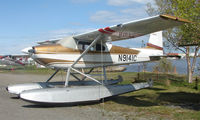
<box><xmin>153</xmin><ymin>58</ymin><xmax>174</xmax><ymax>73</ymax></box>
<box><xmin>146</xmin><ymin>0</ymin><xmax>200</xmax><ymax>83</ymax></box>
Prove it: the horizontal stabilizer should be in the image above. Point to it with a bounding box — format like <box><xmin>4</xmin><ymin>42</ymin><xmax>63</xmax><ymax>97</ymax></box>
<box><xmin>150</xmin><ymin>55</ymin><xmax>181</xmax><ymax>61</ymax></box>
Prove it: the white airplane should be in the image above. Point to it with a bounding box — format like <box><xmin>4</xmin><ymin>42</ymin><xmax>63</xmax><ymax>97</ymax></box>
<box><xmin>0</xmin><ymin>55</ymin><xmax>26</xmax><ymax>67</ymax></box>
<box><xmin>7</xmin><ymin>14</ymin><xmax>189</xmax><ymax>105</ymax></box>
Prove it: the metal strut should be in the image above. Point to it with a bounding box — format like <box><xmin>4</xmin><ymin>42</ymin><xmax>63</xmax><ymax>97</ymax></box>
<box><xmin>71</xmin><ymin>73</ymin><xmax>81</xmax><ymax>81</ymax></box>
<box><xmin>103</xmin><ymin>66</ymin><xmax>107</xmax><ymax>84</ymax></box>
<box><xmin>46</xmin><ymin>69</ymin><xmax>59</xmax><ymax>83</ymax></box>
<box><xmin>64</xmin><ymin>34</ymin><xmax>103</xmax><ymax>87</ymax></box>
<box><xmin>71</xmin><ymin>35</ymin><xmax>102</xmax><ymax>67</ymax></box>
<box><xmin>71</xmin><ymin>67</ymin><xmax>102</xmax><ymax>84</ymax></box>
<box><xmin>65</xmin><ymin>67</ymin><xmax>71</xmax><ymax>86</ymax></box>
<box><xmin>70</xmin><ymin>68</ymin><xmax>94</xmax><ymax>81</ymax></box>
<box><xmin>81</xmin><ymin>68</ymin><xmax>94</xmax><ymax>81</ymax></box>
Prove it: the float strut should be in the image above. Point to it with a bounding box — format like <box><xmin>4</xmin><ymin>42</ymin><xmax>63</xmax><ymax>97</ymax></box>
<box><xmin>67</xmin><ymin>34</ymin><xmax>103</xmax><ymax>85</ymax></box>
<box><xmin>65</xmin><ymin>67</ymin><xmax>71</xmax><ymax>87</ymax></box>
<box><xmin>81</xmin><ymin>68</ymin><xmax>94</xmax><ymax>81</ymax></box>
<box><xmin>46</xmin><ymin>69</ymin><xmax>59</xmax><ymax>83</ymax></box>
<box><xmin>71</xmin><ymin>73</ymin><xmax>81</xmax><ymax>81</ymax></box>
<box><xmin>103</xmin><ymin>66</ymin><xmax>107</xmax><ymax>84</ymax></box>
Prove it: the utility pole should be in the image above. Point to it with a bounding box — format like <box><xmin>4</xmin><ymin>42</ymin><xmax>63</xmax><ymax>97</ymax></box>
<box><xmin>141</xmin><ymin>40</ymin><xmax>147</xmax><ymax>80</ymax></box>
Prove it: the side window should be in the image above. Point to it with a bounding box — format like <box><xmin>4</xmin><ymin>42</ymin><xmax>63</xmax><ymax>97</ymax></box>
<box><xmin>96</xmin><ymin>44</ymin><xmax>105</xmax><ymax>51</ymax></box>
<box><xmin>77</xmin><ymin>41</ymin><xmax>105</xmax><ymax>52</ymax></box>
<box><xmin>78</xmin><ymin>44</ymin><xmax>83</xmax><ymax>50</ymax></box>
<box><xmin>77</xmin><ymin>41</ymin><xmax>91</xmax><ymax>51</ymax></box>
<box><xmin>90</xmin><ymin>46</ymin><xmax>94</xmax><ymax>51</ymax></box>
<box><xmin>85</xmin><ymin>44</ymin><xmax>89</xmax><ymax>50</ymax></box>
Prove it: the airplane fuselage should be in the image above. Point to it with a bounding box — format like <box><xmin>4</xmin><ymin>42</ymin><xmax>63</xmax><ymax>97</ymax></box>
<box><xmin>31</xmin><ymin>43</ymin><xmax>163</xmax><ymax>69</ymax></box>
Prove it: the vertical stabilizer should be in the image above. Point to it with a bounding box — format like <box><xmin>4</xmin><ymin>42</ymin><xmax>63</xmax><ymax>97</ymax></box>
<box><xmin>147</xmin><ymin>31</ymin><xmax>163</xmax><ymax>50</ymax></box>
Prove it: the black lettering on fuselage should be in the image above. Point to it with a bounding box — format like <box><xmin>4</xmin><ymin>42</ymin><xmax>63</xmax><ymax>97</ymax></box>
<box><xmin>118</xmin><ymin>54</ymin><xmax>137</xmax><ymax>62</ymax></box>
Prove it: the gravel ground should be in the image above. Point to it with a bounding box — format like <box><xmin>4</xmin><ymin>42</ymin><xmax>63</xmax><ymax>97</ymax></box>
<box><xmin>0</xmin><ymin>72</ymin><xmax>127</xmax><ymax>120</ymax></box>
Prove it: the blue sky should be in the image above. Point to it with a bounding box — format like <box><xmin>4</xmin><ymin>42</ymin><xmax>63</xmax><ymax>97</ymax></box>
<box><xmin>0</xmin><ymin>0</ymin><xmax>154</xmax><ymax>55</ymax></box>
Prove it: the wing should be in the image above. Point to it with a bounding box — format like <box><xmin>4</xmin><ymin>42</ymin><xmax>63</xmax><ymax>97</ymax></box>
<box><xmin>73</xmin><ymin>14</ymin><xmax>190</xmax><ymax>42</ymax></box>
<box><xmin>37</xmin><ymin>39</ymin><xmax>61</xmax><ymax>45</ymax></box>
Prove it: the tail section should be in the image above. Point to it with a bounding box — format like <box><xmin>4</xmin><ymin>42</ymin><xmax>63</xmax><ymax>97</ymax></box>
<box><xmin>146</xmin><ymin>31</ymin><xmax>163</xmax><ymax>50</ymax></box>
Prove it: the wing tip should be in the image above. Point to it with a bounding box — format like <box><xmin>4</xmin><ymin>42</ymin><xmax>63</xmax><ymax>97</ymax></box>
<box><xmin>160</xmin><ymin>14</ymin><xmax>192</xmax><ymax>23</ymax></box>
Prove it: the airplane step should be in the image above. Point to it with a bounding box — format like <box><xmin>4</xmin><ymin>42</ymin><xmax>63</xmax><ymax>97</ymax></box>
<box><xmin>20</xmin><ymin>81</ymin><xmax>152</xmax><ymax>104</ymax></box>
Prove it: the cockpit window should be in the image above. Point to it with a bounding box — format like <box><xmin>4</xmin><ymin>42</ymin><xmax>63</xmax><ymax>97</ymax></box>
<box><xmin>77</xmin><ymin>41</ymin><xmax>105</xmax><ymax>51</ymax></box>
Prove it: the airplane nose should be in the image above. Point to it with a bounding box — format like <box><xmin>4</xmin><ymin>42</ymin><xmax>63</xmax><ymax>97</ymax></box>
<box><xmin>28</xmin><ymin>48</ymin><xmax>35</xmax><ymax>54</ymax></box>
<box><xmin>21</xmin><ymin>47</ymin><xmax>33</xmax><ymax>54</ymax></box>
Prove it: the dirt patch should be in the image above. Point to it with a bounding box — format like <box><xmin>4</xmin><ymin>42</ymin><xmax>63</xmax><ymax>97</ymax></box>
<box><xmin>0</xmin><ymin>73</ymin><xmax>129</xmax><ymax>120</ymax></box>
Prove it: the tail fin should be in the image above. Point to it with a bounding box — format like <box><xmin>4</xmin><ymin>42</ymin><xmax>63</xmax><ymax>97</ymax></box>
<box><xmin>146</xmin><ymin>31</ymin><xmax>163</xmax><ymax>50</ymax></box>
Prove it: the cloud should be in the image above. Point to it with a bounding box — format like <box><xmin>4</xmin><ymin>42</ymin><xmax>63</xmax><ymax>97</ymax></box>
<box><xmin>90</xmin><ymin>0</ymin><xmax>155</xmax><ymax>24</ymax></box>
<box><xmin>90</xmin><ymin>10</ymin><xmax>132</xmax><ymax>24</ymax></box>
<box><xmin>0</xmin><ymin>36</ymin><xmax>37</xmax><ymax>55</ymax></box>
<box><xmin>0</xmin><ymin>28</ymin><xmax>95</xmax><ymax>55</ymax></box>
<box><xmin>68</xmin><ymin>22</ymin><xmax>84</xmax><ymax>26</ymax></box>
<box><xmin>120</xmin><ymin>8</ymin><xmax>146</xmax><ymax>16</ymax></box>
<box><xmin>112</xmin><ymin>35</ymin><xmax>149</xmax><ymax>48</ymax></box>
<box><xmin>90</xmin><ymin>7</ymin><xmax>148</xmax><ymax>24</ymax></box>
<box><xmin>107</xmin><ymin>0</ymin><xmax>153</xmax><ymax>6</ymax></box>
<box><xmin>42</xmin><ymin>28</ymin><xmax>94</xmax><ymax>39</ymax></box>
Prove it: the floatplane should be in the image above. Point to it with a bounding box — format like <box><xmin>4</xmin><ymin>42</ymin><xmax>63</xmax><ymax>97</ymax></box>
<box><xmin>7</xmin><ymin>14</ymin><xmax>189</xmax><ymax>104</ymax></box>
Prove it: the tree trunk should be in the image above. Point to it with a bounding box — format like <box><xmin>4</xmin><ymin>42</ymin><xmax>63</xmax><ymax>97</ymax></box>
<box><xmin>185</xmin><ymin>46</ymin><xmax>200</xmax><ymax>83</ymax></box>
<box><xmin>187</xmin><ymin>65</ymin><xmax>193</xmax><ymax>83</ymax></box>
<box><xmin>186</xmin><ymin>47</ymin><xmax>193</xmax><ymax>83</ymax></box>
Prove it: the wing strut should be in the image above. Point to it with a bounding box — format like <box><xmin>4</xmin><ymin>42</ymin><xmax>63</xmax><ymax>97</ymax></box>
<box><xmin>71</xmin><ymin>34</ymin><xmax>102</xmax><ymax>67</ymax></box>
<box><xmin>64</xmin><ymin>34</ymin><xmax>103</xmax><ymax>87</ymax></box>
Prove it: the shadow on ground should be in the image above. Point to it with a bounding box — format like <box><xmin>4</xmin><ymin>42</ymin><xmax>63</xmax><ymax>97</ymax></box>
<box><xmin>110</xmin><ymin>95</ymin><xmax>157</xmax><ymax>107</ymax></box>
<box><xmin>22</xmin><ymin>88</ymin><xmax>200</xmax><ymax>111</ymax></box>
<box><xmin>22</xmin><ymin>100</ymin><xmax>100</xmax><ymax>108</ymax></box>
<box><xmin>111</xmin><ymin>89</ymin><xmax>200</xmax><ymax>111</ymax></box>
<box><xmin>158</xmin><ymin>92</ymin><xmax>200</xmax><ymax>111</ymax></box>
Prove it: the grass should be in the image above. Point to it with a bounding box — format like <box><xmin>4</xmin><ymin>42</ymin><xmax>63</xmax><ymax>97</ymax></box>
<box><xmin>0</xmin><ymin>65</ymin><xmax>56</xmax><ymax>74</ymax></box>
<box><xmin>1</xmin><ymin>66</ymin><xmax>200</xmax><ymax>119</ymax></box>
<box><xmin>97</xmin><ymin>72</ymin><xmax>200</xmax><ymax>120</ymax></box>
